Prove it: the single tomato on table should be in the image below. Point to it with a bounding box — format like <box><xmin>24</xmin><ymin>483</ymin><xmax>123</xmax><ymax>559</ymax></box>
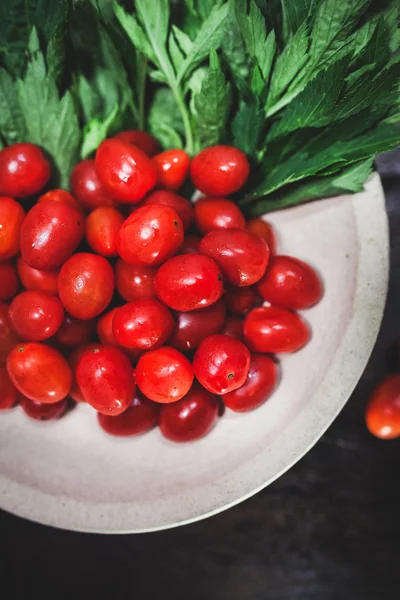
<box><xmin>244</xmin><ymin>306</ymin><xmax>309</xmax><ymax>353</ymax></box>
<box><xmin>17</xmin><ymin>258</ymin><xmax>59</xmax><ymax>295</ymax></box>
<box><xmin>191</xmin><ymin>145</ymin><xmax>250</xmax><ymax>196</ymax></box>
<box><xmin>70</xmin><ymin>159</ymin><xmax>115</xmax><ymax>211</ymax></box>
<box><xmin>136</xmin><ymin>347</ymin><xmax>194</xmax><ymax>404</ymax></box>
<box><xmin>8</xmin><ymin>290</ymin><xmax>64</xmax><ymax>341</ymax></box>
<box><xmin>0</xmin><ymin>196</ymin><xmax>25</xmax><ymax>261</ymax></box>
<box><xmin>0</xmin><ymin>263</ymin><xmax>18</xmax><ymax>301</ymax></box>
<box><xmin>223</xmin><ymin>354</ymin><xmax>278</xmax><ymax>412</ymax></box>
<box><xmin>98</xmin><ymin>391</ymin><xmax>159</xmax><ymax>437</ymax></box>
<box><xmin>153</xmin><ymin>149</ymin><xmax>190</xmax><ymax>191</ymax></box>
<box><xmin>112</xmin><ymin>298</ymin><xmax>174</xmax><ymax>350</ymax></box>
<box><xmin>0</xmin><ymin>143</ymin><xmax>50</xmax><ymax>198</ymax></box>
<box><xmin>143</xmin><ymin>190</ymin><xmax>194</xmax><ymax>230</ymax></box>
<box><xmin>169</xmin><ymin>299</ymin><xmax>226</xmax><ymax>352</ymax></box>
<box><xmin>194</xmin><ymin>197</ymin><xmax>246</xmax><ymax>234</ymax></box>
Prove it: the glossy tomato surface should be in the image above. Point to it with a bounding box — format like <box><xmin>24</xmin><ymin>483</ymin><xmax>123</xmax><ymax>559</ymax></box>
<box><xmin>55</xmin><ymin>314</ymin><xmax>94</xmax><ymax>348</ymax></box>
<box><xmin>0</xmin><ymin>196</ymin><xmax>25</xmax><ymax>260</ymax></box>
<box><xmin>0</xmin><ymin>143</ymin><xmax>50</xmax><ymax>198</ymax></box>
<box><xmin>159</xmin><ymin>383</ymin><xmax>219</xmax><ymax>442</ymax></box>
<box><xmin>114</xmin><ymin>130</ymin><xmax>160</xmax><ymax>156</ymax></box>
<box><xmin>143</xmin><ymin>190</ymin><xmax>194</xmax><ymax>230</ymax></box>
<box><xmin>98</xmin><ymin>391</ymin><xmax>159</xmax><ymax>436</ymax></box>
<box><xmin>153</xmin><ymin>149</ymin><xmax>190</xmax><ymax>191</ymax></box>
<box><xmin>223</xmin><ymin>354</ymin><xmax>277</xmax><ymax>412</ymax></box>
<box><xmin>8</xmin><ymin>291</ymin><xmax>64</xmax><ymax>341</ymax></box>
<box><xmin>225</xmin><ymin>286</ymin><xmax>261</xmax><ymax>315</ymax></box>
<box><xmin>17</xmin><ymin>258</ymin><xmax>59</xmax><ymax>295</ymax></box>
<box><xmin>169</xmin><ymin>299</ymin><xmax>226</xmax><ymax>351</ymax></box>
<box><xmin>191</xmin><ymin>145</ymin><xmax>249</xmax><ymax>196</ymax></box>
<box><xmin>221</xmin><ymin>315</ymin><xmax>244</xmax><ymax>340</ymax></box>
<box><xmin>68</xmin><ymin>342</ymin><xmax>99</xmax><ymax>403</ymax></box>
<box><xmin>70</xmin><ymin>159</ymin><xmax>115</xmax><ymax>211</ymax></box>
<box><xmin>244</xmin><ymin>306</ymin><xmax>309</xmax><ymax>353</ymax></box>
<box><xmin>20</xmin><ymin>396</ymin><xmax>68</xmax><ymax>420</ymax></box>
<box><xmin>7</xmin><ymin>342</ymin><xmax>72</xmax><ymax>403</ymax></box>
<box><xmin>154</xmin><ymin>253</ymin><xmax>223</xmax><ymax>311</ymax></box>
<box><xmin>112</xmin><ymin>298</ymin><xmax>174</xmax><ymax>350</ymax></box>
<box><xmin>117</xmin><ymin>204</ymin><xmax>184</xmax><ymax>266</ymax></box>
<box><xmin>115</xmin><ymin>259</ymin><xmax>156</xmax><ymax>301</ymax></box>
<box><xmin>0</xmin><ymin>365</ymin><xmax>17</xmax><ymax>409</ymax></box>
<box><xmin>0</xmin><ymin>263</ymin><xmax>18</xmax><ymax>301</ymax></box>
<box><xmin>85</xmin><ymin>206</ymin><xmax>124</xmax><ymax>257</ymax></box>
<box><xmin>247</xmin><ymin>218</ymin><xmax>277</xmax><ymax>254</ymax></box>
<box><xmin>365</xmin><ymin>375</ymin><xmax>400</xmax><ymax>439</ymax></box>
<box><xmin>200</xmin><ymin>229</ymin><xmax>269</xmax><ymax>287</ymax></box>
<box><xmin>58</xmin><ymin>253</ymin><xmax>114</xmax><ymax>320</ymax></box>
<box><xmin>0</xmin><ymin>302</ymin><xmax>20</xmax><ymax>363</ymax></box>
<box><xmin>20</xmin><ymin>201</ymin><xmax>84</xmax><ymax>269</ymax></box>
<box><xmin>136</xmin><ymin>347</ymin><xmax>194</xmax><ymax>403</ymax></box>
<box><xmin>194</xmin><ymin>197</ymin><xmax>245</xmax><ymax>234</ymax></box>
<box><xmin>95</xmin><ymin>139</ymin><xmax>157</xmax><ymax>203</ymax></box>
<box><xmin>38</xmin><ymin>189</ymin><xmax>82</xmax><ymax>213</ymax></box>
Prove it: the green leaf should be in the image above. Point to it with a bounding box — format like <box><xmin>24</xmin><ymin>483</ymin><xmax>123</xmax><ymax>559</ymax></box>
<box><xmin>0</xmin><ymin>68</ymin><xmax>27</xmax><ymax>144</ymax></box>
<box><xmin>81</xmin><ymin>105</ymin><xmax>119</xmax><ymax>159</ymax></box>
<box><xmin>358</xmin><ymin>16</ymin><xmax>390</xmax><ymax>70</ymax></box>
<box><xmin>237</xmin><ymin>0</ymin><xmax>276</xmax><ymax>81</ymax></box>
<box><xmin>221</xmin><ymin>0</ymin><xmax>250</xmax><ymax>80</ymax></box>
<box><xmin>171</xmin><ymin>25</ymin><xmax>193</xmax><ymax>55</ymax></box>
<box><xmin>148</xmin><ymin>87</ymin><xmax>184</xmax><ymax>148</ymax></box>
<box><xmin>46</xmin><ymin>21</ymin><xmax>66</xmax><ymax>87</ymax></box>
<box><xmin>113</xmin><ymin>1</ymin><xmax>156</xmax><ymax>63</ymax></box>
<box><xmin>231</xmin><ymin>101</ymin><xmax>265</xmax><ymax>158</ymax></box>
<box><xmin>281</xmin><ymin>0</ymin><xmax>313</xmax><ymax>41</ymax></box>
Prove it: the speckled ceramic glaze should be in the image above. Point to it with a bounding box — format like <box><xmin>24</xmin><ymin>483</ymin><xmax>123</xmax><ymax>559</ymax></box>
<box><xmin>0</xmin><ymin>174</ymin><xmax>388</xmax><ymax>533</ymax></box>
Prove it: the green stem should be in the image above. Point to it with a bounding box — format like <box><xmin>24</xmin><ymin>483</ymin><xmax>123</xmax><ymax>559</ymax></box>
<box><xmin>137</xmin><ymin>55</ymin><xmax>148</xmax><ymax>130</ymax></box>
<box><xmin>171</xmin><ymin>85</ymin><xmax>194</xmax><ymax>155</ymax></box>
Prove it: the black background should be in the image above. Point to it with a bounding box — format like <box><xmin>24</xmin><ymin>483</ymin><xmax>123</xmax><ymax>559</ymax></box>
<box><xmin>1</xmin><ymin>151</ymin><xmax>399</xmax><ymax>600</ymax></box>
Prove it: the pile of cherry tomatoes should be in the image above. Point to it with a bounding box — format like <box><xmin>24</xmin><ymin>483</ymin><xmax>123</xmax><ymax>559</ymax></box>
<box><xmin>0</xmin><ymin>133</ymin><xmax>323</xmax><ymax>442</ymax></box>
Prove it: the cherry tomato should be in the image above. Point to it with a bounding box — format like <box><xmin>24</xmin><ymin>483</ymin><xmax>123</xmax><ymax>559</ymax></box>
<box><xmin>244</xmin><ymin>306</ymin><xmax>309</xmax><ymax>353</ymax></box>
<box><xmin>113</xmin><ymin>298</ymin><xmax>174</xmax><ymax>350</ymax></box>
<box><xmin>0</xmin><ymin>366</ymin><xmax>17</xmax><ymax>409</ymax></box>
<box><xmin>76</xmin><ymin>345</ymin><xmax>135</xmax><ymax>415</ymax></box>
<box><xmin>54</xmin><ymin>314</ymin><xmax>94</xmax><ymax>348</ymax></box>
<box><xmin>159</xmin><ymin>383</ymin><xmax>219</xmax><ymax>442</ymax></box>
<box><xmin>0</xmin><ymin>263</ymin><xmax>18</xmax><ymax>301</ymax></box>
<box><xmin>115</xmin><ymin>259</ymin><xmax>156</xmax><ymax>302</ymax></box>
<box><xmin>70</xmin><ymin>159</ymin><xmax>115</xmax><ymax>211</ymax></box>
<box><xmin>153</xmin><ymin>149</ymin><xmax>190</xmax><ymax>191</ymax></box>
<box><xmin>365</xmin><ymin>375</ymin><xmax>400</xmax><ymax>440</ymax></box>
<box><xmin>136</xmin><ymin>347</ymin><xmax>194</xmax><ymax>403</ymax></box>
<box><xmin>200</xmin><ymin>229</ymin><xmax>269</xmax><ymax>287</ymax></box>
<box><xmin>96</xmin><ymin>308</ymin><xmax>143</xmax><ymax>363</ymax></box>
<box><xmin>194</xmin><ymin>197</ymin><xmax>246</xmax><ymax>234</ymax></box>
<box><xmin>38</xmin><ymin>189</ymin><xmax>82</xmax><ymax>213</ymax></box>
<box><xmin>7</xmin><ymin>342</ymin><xmax>72</xmax><ymax>403</ymax></box>
<box><xmin>114</xmin><ymin>130</ymin><xmax>160</xmax><ymax>156</ymax></box>
<box><xmin>221</xmin><ymin>316</ymin><xmax>244</xmax><ymax>340</ymax></box>
<box><xmin>16</xmin><ymin>258</ymin><xmax>59</xmax><ymax>296</ymax></box>
<box><xmin>117</xmin><ymin>204</ymin><xmax>184</xmax><ymax>266</ymax></box>
<box><xmin>98</xmin><ymin>391</ymin><xmax>159</xmax><ymax>436</ymax></box>
<box><xmin>257</xmin><ymin>255</ymin><xmax>323</xmax><ymax>310</ymax></box>
<box><xmin>8</xmin><ymin>291</ymin><xmax>64</xmax><ymax>341</ymax></box>
<box><xmin>58</xmin><ymin>253</ymin><xmax>115</xmax><ymax>320</ymax></box>
<box><xmin>68</xmin><ymin>343</ymin><xmax>99</xmax><ymax>403</ymax></box>
<box><xmin>225</xmin><ymin>286</ymin><xmax>261</xmax><ymax>315</ymax></box>
<box><xmin>143</xmin><ymin>190</ymin><xmax>194</xmax><ymax>230</ymax></box>
<box><xmin>85</xmin><ymin>206</ymin><xmax>124</xmax><ymax>257</ymax></box>
<box><xmin>0</xmin><ymin>196</ymin><xmax>25</xmax><ymax>260</ymax></box>
<box><xmin>0</xmin><ymin>143</ymin><xmax>50</xmax><ymax>198</ymax></box>
<box><xmin>191</xmin><ymin>145</ymin><xmax>250</xmax><ymax>196</ymax></box>
<box><xmin>247</xmin><ymin>218</ymin><xmax>277</xmax><ymax>254</ymax></box>
<box><xmin>170</xmin><ymin>299</ymin><xmax>226</xmax><ymax>351</ymax></box>
<box><xmin>223</xmin><ymin>354</ymin><xmax>277</xmax><ymax>412</ymax></box>
<box><xmin>95</xmin><ymin>139</ymin><xmax>157</xmax><ymax>204</ymax></box>
<box><xmin>0</xmin><ymin>302</ymin><xmax>20</xmax><ymax>362</ymax></box>
<box><xmin>20</xmin><ymin>396</ymin><xmax>68</xmax><ymax>421</ymax></box>
<box><xmin>193</xmin><ymin>334</ymin><xmax>250</xmax><ymax>395</ymax></box>
<box><xmin>179</xmin><ymin>233</ymin><xmax>201</xmax><ymax>255</ymax></box>
<box><xmin>20</xmin><ymin>202</ymin><xmax>84</xmax><ymax>270</ymax></box>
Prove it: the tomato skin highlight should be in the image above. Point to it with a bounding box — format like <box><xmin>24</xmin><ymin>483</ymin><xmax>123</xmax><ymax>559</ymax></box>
<box><xmin>112</xmin><ymin>298</ymin><xmax>174</xmax><ymax>350</ymax></box>
<box><xmin>71</xmin><ymin>159</ymin><xmax>115</xmax><ymax>211</ymax></box>
<box><xmin>154</xmin><ymin>253</ymin><xmax>223</xmax><ymax>312</ymax></box>
<box><xmin>115</xmin><ymin>259</ymin><xmax>156</xmax><ymax>302</ymax></box>
<box><xmin>20</xmin><ymin>396</ymin><xmax>68</xmax><ymax>420</ymax></box>
<box><xmin>8</xmin><ymin>290</ymin><xmax>64</xmax><ymax>341</ymax></box>
<box><xmin>153</xmin><ymin>149</ymin><xmax>190</xmax><ymax>191</ymax></box>
<box><xmin>143</xmin><ymin>190</ymin><xmax>194</xmax><ymax>230</ymax></box>
<box><xmin>136</xmin><ymin>346</ymin><xmax>194</xmax><ymax>404</ymax></box>
<box><xmin>114</xmin><ymin>130</ymin><xmax>160</xmax><ymax>156</ymax></box>
<box><xmin>247</xmin><ymin>219</ymin><xmax>277</xmax><ymax>254</ymax></box>
<box><xmin>0</xmin><ymin>302</ymin><xmax>20</xmax><ymax>363</ymax></box>
<box><xmin>191</xmin><ymin>145</ymin><xmax>250</xmax><ymax>196</ymax></box>
<box><xmin>0</xmin><ymin>263</ymin><xmax>18</xmax><ymax>301</ymax></box>
<box><xmin>223</xmin><ymin>354</ymin><xmax>277</xmax><ymax>412</ymax></box>
<box><xmin>365</xmin><ymin>375</ymin><xmax>400</xmax><ymax>440</ymax></box>
<box><xmin>193</xmin><ymin>334</ymin><xmax>250</xmax><ymax>395</ymax></box>
<box><xmin>169</xmin><ymin>299</ymin><xmax>226</xmax><ymax>352</ymax></box>
<box><xmin>0</xmin><ymin>196</ymin><xmax>25</xmax><ymax>261</ymax></box>
<box><xmin>244</xmin><ymin>306</ymin><xmax>309</xmax><ymax>353</ymax></box>
<box><xmin>194</xmin><ymin>197</ymin><xmax>246</xmax><ymax>234</ymax></box>
<box><xmin>257</xmin><ymin>255</ymin><xmax>323</xmax><ymax>310</ymax></box>
<box><xmin>0</xmin><ymin>143</ymin><xmax>50</xmax><ymax>198</ymax></box>
<box><xmin>98</xmin><ymin>391</ymin><xmax>159</xmax><ymax>436</ymax></box>
<box><xmin>159</xmin><ymin>383</ymin><xmax>219</xmax><ymax>442</ymax></box>
<box><xmin>17</xmin><ymin>257</ymin><xmax>59</xmax><ymax>295</ymax></box>
<box><xmin>0</xmin><ymin>365</ymin><xmax>18</xmax><ymax>409</ymax></box>
<box><xmin>85</xmin><ymin>206</ymin><xmax>124</xmax><ymax>257</ymax></box>
<box><xmin>7</xmin><ymin>342</ymin><xmax>72</xmax><ymax>403</ymax></box>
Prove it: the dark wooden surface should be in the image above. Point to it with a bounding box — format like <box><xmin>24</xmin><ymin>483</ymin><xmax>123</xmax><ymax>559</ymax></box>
<box><xmin>1</xmin><ymin>152</ymin><xmax>400</xmax><ymax>600</ymax></box>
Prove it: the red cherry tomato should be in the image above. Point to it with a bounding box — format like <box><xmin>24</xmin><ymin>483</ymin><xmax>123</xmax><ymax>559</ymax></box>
<box><xmin>153</xmin><ymin>149</ymin><xmax>190</xmax><ymax>191</ymax></box>
<box><xmin>16</xmin><ymin>258</ymin><xmax>59</xmax><ymax>296</ymax></box>
<box><xmin>38</xmin><ymin>189</ymin><xmax>82</xmax><ymax>213</ymax></box>
<box><xmin>117</xmin><ymin>204</ymin><xmax>184</xmax><ymax>266</ymax></box>
<box><xmin>200</xmin><ymin>229</ymin><xmax>269</xmax><ymax>287</ymax></box>
<box><xmin>0</xmin><ymin>366</ymin><xmax>17</xmax><ymax>409</ymax></box>
<box><xmin>0</xmin><ymin>302</ymin><xmax>20</xmax><ymax>363</ymax></box>
<box><xmin>0</xmin><ymin>143</ymin><xmax>50</xmax><ymax>198</ymax></box>
<box><xmin>170</xmin><ymin>299</ymin><xmax>226</xmax><ymax>351</ymax></box>
<box><xmin>70</xmin><ymin>159</ymin><xmax>115</xmax><ymax>211</ymax></box>
<box><xmin>143</xmin><ymin>190</ymin><xmax>194</xmax><ymax>230</ymax></box>
<box><xmin>113</xmin><ymin>298</ymin><xmax>174</xmax><ymax>350</ymax></box>
<box><xmin>247</xmin><ymin>218</ymin><xmax>277</xmax><ymax>254</ymax></box>
<box><xmin>193</xmin><ymin>334</ymin><xmax>250</xmax><ymax>395</ymax></box>
<box><xmin>365</xmin><ymin>375</ymin><xmax>400</xmax><ymax>440</ymax></box>
<box><xmin>114</xmin><ymin>130</ymin><xmax>160</xmax><ymax>156</ymax></box>
<box><xmin>85</xmin><ymin>206</ymin><xmax>124</xmax><ymax>257</ymax></box>
<box><xmin>115</xmin><ymin>259</ymin><xmax>156</xmax><ymax>302</ymax></box>
<box><xmin>191</xmin><ymin>145</ymin><xmax>250</xmax><ymax>196</ymax></box>
<box><xmin>20</xmin><ymin>202</ymin><xmax>84</xmax><ymax>270</ymax></box>
<box><xmin>225</xmin><ymin>286</ymin><xmax>261</xmax><ymax>315</ymax></box>
<box><xmin>54</xmin><ymin>314</ymin><xmax>94</xmax><ymax>348</ymax></box>
<box><xmin>95</xmin><ymin>139</ymin><xmax>157</xmax><ymax>204</ymax></box>
<box><xmin>0</xmin><ymin>196</ymin><xmax>25</xmax><ymax>260</ymax></box>
<box><xmin>257</xmin><ymin>256</ymin><xmax>323</xmax><ymax>310</ymax></box>
<box><xmin>221</xmin><ymin>316</ymin><xmax>244</xmax><ymax>340</ymax></box>
<box><xmin>159</xmin><ymin>383</ymin><xmax>219</xmax><ymax>442</ymax></box>
<box><xmin>194</xmin><ymin>197</ymin><xmax>246</xmax><ymax>234</ymax></box>
<box><xmin>223</xmin><ymin>354</ymin><xmax>277</xmax><ymax>412</ymax></box>
<box><xmin>7</xmin><ymin>342</ymin><xmax>72</xmax><ymax>403</ymax></box>
<box><xmin>98</xmin><ymin>391</ymin><xmax>159</xmax><ymax>436</ymax></box>
<box><xmin>244</xmin><ymin>306</ymin><xmax>309</xmax><ymax>353</ymax></box>
<box><xmin>97</xmin><ymin>308</ymin><xmax>143</xmax><ymax>363</ymax></box>
<box><xmin>68</xmin><ymin>342</ymin><xmax>99</xmax><ymax>403</ymax></box>
<box><xmin>179</xmin><ymin>233</ymin><xmax>201</xmax><ymax>255</ymax></box>
<box><xmin>136</xmin><ymin>347</ymin><xmax>194</xmax><ymax>403</ymax></box>
<box><xmin>154</xmin><ymin>253</ymin><xmax>223</xmax><ymax>312</ymax></box>
<box><xmin>76</xmin><ymin>345</ymin><xmax>135</xmax><ymax>415</ymax></box>
<box><xmin>8</xmin><ymin>291</ymin><xmax>64</xmax><ymax>341</ymax></box>
<box><xmin>20</xmin><ymin>396</ymin><xmax>68</xmax><ymax>421</ymax></box>
<box><xmin>0</xmin><ymin>263</ymin><xmax>18</xmax><ymax>301</ymax></box>
<box><xmin>58</xmin><ymin>253</ymin><xmax>114</xmax><ymax>320</ymax></box>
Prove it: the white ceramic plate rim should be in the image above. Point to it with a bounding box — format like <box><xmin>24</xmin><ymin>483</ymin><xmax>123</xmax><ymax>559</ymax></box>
<box><xmin>0</xmin><ymin>174</ymin><xmax>388</xmax><ymax>534</ymax></box>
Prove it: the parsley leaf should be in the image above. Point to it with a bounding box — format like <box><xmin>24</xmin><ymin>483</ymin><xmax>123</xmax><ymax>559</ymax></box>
<box><xmin>0</xmin><ymin>68</ymin><xmax>26</xmax><ymax>144</ymax></box>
